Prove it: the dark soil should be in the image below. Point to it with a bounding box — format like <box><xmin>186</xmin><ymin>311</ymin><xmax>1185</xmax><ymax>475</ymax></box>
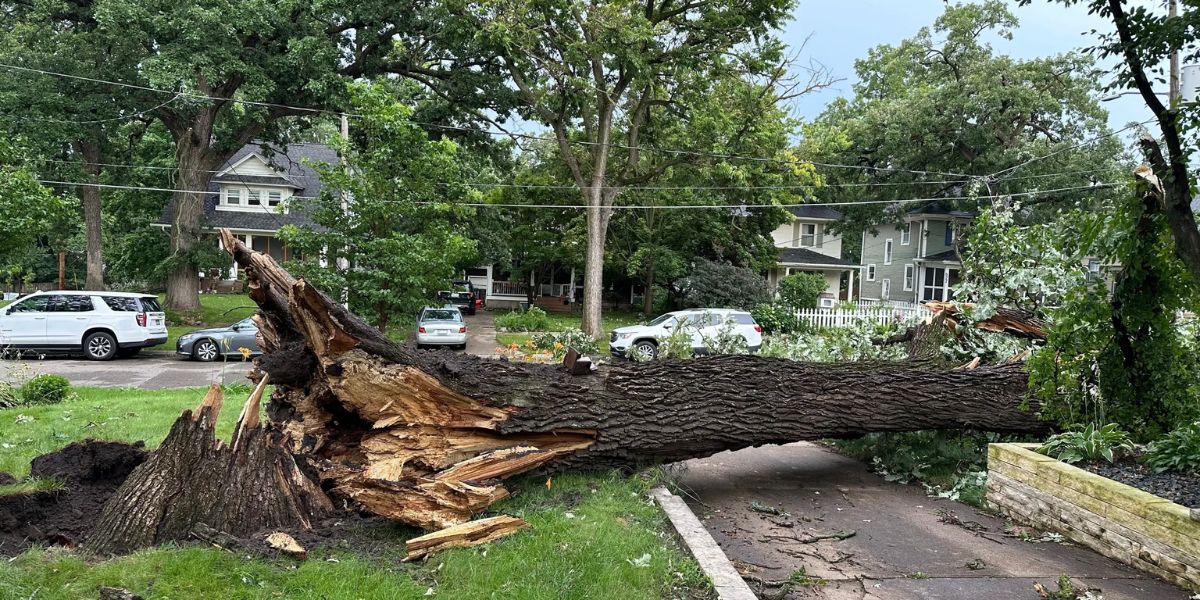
<box><xmin>0</xmin><ymin>440</ymin><xmax>147</xmax><ymax>555</ymax></box>
<box><xmin>1081</xmin><ymin>458</ymin><xmax>1200</xmax><ymax>507</ymax></box>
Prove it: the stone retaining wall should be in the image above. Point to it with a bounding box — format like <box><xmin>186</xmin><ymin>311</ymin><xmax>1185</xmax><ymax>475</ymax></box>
<box><xmin>987</xmin><ymin>442</ymin><xmax>1200</xmax><ymax>590</ymax></box>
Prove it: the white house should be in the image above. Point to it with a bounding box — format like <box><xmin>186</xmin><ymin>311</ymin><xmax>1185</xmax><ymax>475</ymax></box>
<box><xmin>766</xmin><ymin>205</ymin><xmax>859</xmax><ymax>306</ymax></box>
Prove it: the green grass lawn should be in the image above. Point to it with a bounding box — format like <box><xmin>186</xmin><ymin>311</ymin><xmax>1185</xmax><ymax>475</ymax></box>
<box><xmin>0</xmin><ymin>387</ymin><xmax>711</xmax><ymax>599</ymax></box>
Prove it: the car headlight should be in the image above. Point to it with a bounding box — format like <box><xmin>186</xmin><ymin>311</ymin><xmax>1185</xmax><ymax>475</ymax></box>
<box><xmin>614</xmin><ymin>332</ymin><xmax>633</xmax><ymax>340</ymax></box>
<box><xmin>178</xmin><ymin>334</ymin><xmax>196</xmax><ymax>343</ymax></box>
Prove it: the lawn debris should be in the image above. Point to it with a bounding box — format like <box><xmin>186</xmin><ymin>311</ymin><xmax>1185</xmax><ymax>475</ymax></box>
<box><xmin>965</xmin><ymin>558</ymin><xmax>986</xmax><ymax>570</ymax></box>
<box><xmin>750</xmin><ymin>500</ymin><xmax>787</xmax><ymax>516</ymax></box>
<box><xmin>404</xmin><ymin>515</ymin><xmax>529</xmax><ymax>561</ymax></box>
<box><xmin>266</xmin><ymin>531</ymin><xmax>307</xmax><ymax>560</ymax></box>
<box><xmin>937</xmin><ymin>508</ymin><xmax>988</xmax><ymax>532</ymax></box>
<box><xmin>798</xmin><ymin>529</ymin><xmax>856</xmax><ymax>544</ymax></box>
<box><xmin>99</xmin><ymin>587</ymin><xmax>144</xmax><ymax>600</ymax></box>
<box><xmin>190</xmin><ymin>523</ymin><xmax>241</xmax><ymax>551</ymax></box>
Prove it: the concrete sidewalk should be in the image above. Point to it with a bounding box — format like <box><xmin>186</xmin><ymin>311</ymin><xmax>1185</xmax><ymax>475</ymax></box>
<box><xmin>676</xmin><ymin>442</ymin><xmax>1191</xmax><ymax>599</ymax></box>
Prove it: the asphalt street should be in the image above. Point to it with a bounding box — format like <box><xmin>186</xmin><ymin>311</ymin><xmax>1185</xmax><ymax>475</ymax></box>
<box><xmin>1</xmin><ymin>311</ymin><xmax>499</xmax><ymax>389</ymax></box>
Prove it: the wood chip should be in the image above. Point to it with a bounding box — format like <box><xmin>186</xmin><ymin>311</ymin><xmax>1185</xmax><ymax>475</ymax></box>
<box><xmin>266</xmin><ymin>531</ymin><xmax>307</xmax><ymax>560</ymax></box>
<box><xmin>404</xmin><ymin>515</ymin><xmax>529</xmax><ymax>561</ymax></box>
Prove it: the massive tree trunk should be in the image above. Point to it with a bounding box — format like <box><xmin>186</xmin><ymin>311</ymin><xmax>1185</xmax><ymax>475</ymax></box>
<box><xmin>74</xmin><ymin>139</ymin><xmax>105</xmax><ymax>291</ymax></box>
<box><xmin>165</xmin><ymin>143</ymin><xmax>213</xmax><ymax>312</ymax></box>
<box><xmin>88</xmin><ymin>230</ymin><xmax>1048</xmax><ymax>554</ymax></box>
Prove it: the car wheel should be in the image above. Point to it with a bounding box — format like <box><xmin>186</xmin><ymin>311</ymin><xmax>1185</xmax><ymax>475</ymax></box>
<box><xmin>83</xmin><ymin>332</ymin><xmax>118</xmax><ymax>361</ymax></box>
<box><xmin>193</xmin><ymin>339</ymin><xmax>220</xmax><ymax>362</ymax></box>
<box><xmin>117</xmin><ymin>347</ymin><xmax>142</xmax><ymax>359</ymax></box>
<box><xmin>632</xmin><ymin>339</ymin><xmax>658</xmax><ymax>360</ymax></box>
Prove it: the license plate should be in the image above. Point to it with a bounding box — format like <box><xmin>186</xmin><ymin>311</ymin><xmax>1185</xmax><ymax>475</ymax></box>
<box><xmin>437</xmin><ymin>330</ymin><xmax>449</xmax><ymax>336</ymax></box>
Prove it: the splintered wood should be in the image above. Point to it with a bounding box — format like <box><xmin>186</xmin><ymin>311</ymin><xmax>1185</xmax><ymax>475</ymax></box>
<box><xmin>404</xmin><ymin>516</ymin><xmax>530</xmax><ymax>561</ymax></box>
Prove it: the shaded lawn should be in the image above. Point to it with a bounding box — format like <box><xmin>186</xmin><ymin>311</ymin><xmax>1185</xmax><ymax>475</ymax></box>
<box><xmin>0</xmin><ymin>387</ymin><xmax>712</xmax><ymax>600</ymax></box>
<box><xmin>152</xmin><ymin>294</ymin><xmax>259</xmax><ymax>351</ymax></box>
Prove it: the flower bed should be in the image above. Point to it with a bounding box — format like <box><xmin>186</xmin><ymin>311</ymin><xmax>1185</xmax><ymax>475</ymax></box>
<box><xmin>987</xmin><ymin>443</ymin><xmax>1200</xmax><ymax>590</ymax></box>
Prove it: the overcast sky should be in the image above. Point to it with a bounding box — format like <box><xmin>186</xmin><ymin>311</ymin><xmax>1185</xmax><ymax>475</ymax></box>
<box><xmin>781</xmin><ymin>0</ymin><xmax>1160</xmax><ymax>133</ymax></box>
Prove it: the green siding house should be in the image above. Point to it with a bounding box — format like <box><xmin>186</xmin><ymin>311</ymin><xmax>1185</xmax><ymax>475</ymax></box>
<box><xmin>858</xmin><ymin>203</ymin><xmax>975</xmax><ymax>304</ymax></box>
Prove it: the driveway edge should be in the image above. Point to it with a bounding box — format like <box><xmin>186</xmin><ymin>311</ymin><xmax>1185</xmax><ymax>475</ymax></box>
<box><xmin>649</xmin><ymin>486</ymin><xmax>756</xmax><ymax>600</ymax></box>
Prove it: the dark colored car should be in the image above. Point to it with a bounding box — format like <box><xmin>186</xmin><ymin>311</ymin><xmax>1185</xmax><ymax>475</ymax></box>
<box><xmin>176</xmin><ymin>317</ymin><xmax>262</xmax><ymax>362</ymax></box>
<box><xmin>437</xmin><ymin>281</ymin><xmax>479</xmax><ymax>315</ymax></box>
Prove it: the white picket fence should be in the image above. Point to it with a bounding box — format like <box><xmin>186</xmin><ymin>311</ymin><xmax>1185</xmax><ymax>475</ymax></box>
<box><xmin>795</xmin><ymin>303</ymin><xmax>929</xmax><ymax>329</ymax></box>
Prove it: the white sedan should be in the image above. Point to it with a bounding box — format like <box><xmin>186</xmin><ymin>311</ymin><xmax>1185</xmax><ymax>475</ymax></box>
<box><xmin>415</xmin><ymin>306</ymin><xmax>467</xmax><ymax>350</ymax></box>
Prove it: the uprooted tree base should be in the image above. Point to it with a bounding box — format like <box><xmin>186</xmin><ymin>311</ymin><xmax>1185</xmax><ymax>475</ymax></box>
<box><xmin>82</xmin><ymin>229</ymin><xmax>1049</xmax><ymax>557</ymax></box>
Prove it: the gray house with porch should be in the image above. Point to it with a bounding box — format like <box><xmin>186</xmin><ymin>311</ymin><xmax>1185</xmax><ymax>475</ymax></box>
<box><xmin>858</xmin><ymin>202</ymin><xmax>975</xmax><ymax>303</ymax></box>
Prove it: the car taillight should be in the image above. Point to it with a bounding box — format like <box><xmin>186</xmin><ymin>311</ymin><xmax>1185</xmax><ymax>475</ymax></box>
<box><xmin>475</xmin><ymin>299</ymin><xmax>482</xmax><ymax>307</ymax></box>
<box><xmin>418</xmin><ymin>326</ymin><xmax>426</xmax><ymax>333</ymax></box>
<box><xmin>136</xmin><ymin>312</ymin><xmax>147</xmax><ymax>327</ymax></box>
<box><xmin>459</xmin><ymin>326</ymin><xmax>467</xmax><ymax>333</ymax></box>
<box><xmin>754</xmin><ymin>325</ymin><xmax>762</xmax><ymax>333</ymax></box>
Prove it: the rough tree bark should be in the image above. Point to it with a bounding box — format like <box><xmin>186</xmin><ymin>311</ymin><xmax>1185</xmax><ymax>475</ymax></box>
<box><xmin>210</xmin><ymin>230</ymin><xmax>1044</xmax><ymax>531</ymax></box>
<box><xmin>73</xmin><ymin>139</ymin><xmax>105</xmax><ymax>290</ymax></box>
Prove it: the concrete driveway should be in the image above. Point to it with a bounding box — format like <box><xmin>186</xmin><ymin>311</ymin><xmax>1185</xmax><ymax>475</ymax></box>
<box><xmin>676</xmin><ymin>442</ymin><xmax>1190</xmax><ymax>599</ymax></box>
<box><xmin>1</xmin><ymin>311</ymin><xmax>500</xmax><ymax>389</ymax></box>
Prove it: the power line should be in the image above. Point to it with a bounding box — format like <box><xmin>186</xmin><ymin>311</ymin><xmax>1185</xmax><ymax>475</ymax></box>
<box><xmin>36</xmin><ymin>179</ymin><xmax>1126</xmax><ymax>209</ymax></box>
<box><xmin>987</xmin><ymin>119</ymin><xmax>1154</xmax><ymax>181</ymax></box>
<box><xmin>0</xmin><ymin>63</ymin><xmax>975</xmax><ymax>179</ymax></box>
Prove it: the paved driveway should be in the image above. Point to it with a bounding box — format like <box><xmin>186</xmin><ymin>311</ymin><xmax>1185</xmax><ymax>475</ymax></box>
<box><xmin>676</xmin><ymin>442</ymin><xmax>1190</xmax><ymax>599</ymax></box>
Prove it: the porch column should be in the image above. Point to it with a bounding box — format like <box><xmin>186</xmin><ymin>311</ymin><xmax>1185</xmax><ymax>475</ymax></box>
<box><xmin>569</xmin><ymin>267</ymin><xmax>575</xmax><ymax>302</ymax></box>
<box><xmin>847</xmin><ymin>268</ymin><xmax>855</xmax><ymax>300</ymax></box>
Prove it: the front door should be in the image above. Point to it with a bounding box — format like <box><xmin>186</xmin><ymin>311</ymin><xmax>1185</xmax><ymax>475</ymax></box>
<box><xmin>0</xmin><ymin>295</ymin><xmax>52</xmax><ymax>346</ymax></box>
<box><xmin>922</xmin><ymin>267</ymin><xmax>946</xmax><ymax>301</ymax></box>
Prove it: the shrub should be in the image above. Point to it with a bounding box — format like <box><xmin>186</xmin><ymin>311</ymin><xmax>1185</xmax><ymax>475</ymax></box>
<box><xmin>700</xmin><ymin>319</ymin><xmax>750</xmax><ymax>355</ymax></box>
<box><xmin>531</xmin><ymin>328</ymin><xmax>598</xmax><ymax>358</ymax></box>
<box><xmin>1036</xmin><ymin>423</ymin><xmax>1134</xmax><ymax>464</ymax></box>
<box><xmin>677</xmin><ymin>259</ymin><xmax>768</xmax><ymax>310</ymax></box>
<box><xmin>495</xmin><ymin>307</ymin><xmax>551</xmax><ymax>332</ymax></box>
<box><xmin>751</xmin><ymin>303</ymin><xmax>803</xmax><ymax>335</ymax></box>
<box><xmin>19</xmin><ymin>374</ymin><xmax>72</xmax><ymax>406</ymax></box>
<box><xmin>775</xmin><ymin>273</ymin><xmax>826</xmax><ymax>310</ymax></box>
<box><xmin>0</xmin><ymin>382</ymin><xmax>19</xmax><ymax>408</ymax></box>
<box><xmin>834</xmin><ymin>430</ymin><xmax>1000</xmax><ymax>507</ymax></box>
<box><xmin>1144</xmin><ymin>423</ymin><xmax>1200</xmax><ymax>474</ymax></box>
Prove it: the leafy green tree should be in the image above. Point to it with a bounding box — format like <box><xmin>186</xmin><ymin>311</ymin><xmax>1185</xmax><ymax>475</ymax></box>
<box><xmin>776</xmin><ymin>273</ymin><xmax>826</xmax><ymax>310</ymax></box>
<box><xmin>279</xmin><ymin>85</ymin><xmax>477</xmax><ymax>333</ymax></box>
<box><xmin>808</xmin><ymin>1</ymin><xmax>1122</xmax><ymax>249</ymax></box>
<box><xmin>472</xmin><ymin>0</ymin><xmax>816</xmax><ymax>336</ymax></box>
<box><xmin>678</xmin><ymin>259</ymin><xmax>769</xmax><ymax>310</ymax></box>
<box><xmin>1022</xmin><ymin>0</ymin><xmax>1200</xmax><ymax>283</ymax></box>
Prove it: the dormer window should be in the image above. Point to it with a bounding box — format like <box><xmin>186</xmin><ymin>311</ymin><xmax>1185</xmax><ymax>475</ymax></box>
<box><xmin>798</xmin><ymin>223</ymin><xmax>816</xmax><ymax>247</ymax></box>
<box><xmin>224</xmin><ymin>189</ymin><xmax>241</xmax><ymax>205</ymax></box>
<box><xmin>247</xmin><ymin>190</ymin><xmax>261</xmax><ymax>206</ymax></box>
<box><xmin>217</xmin><ymin>185</ymin><xmax>291</xmax><ymax>213</ymax></box>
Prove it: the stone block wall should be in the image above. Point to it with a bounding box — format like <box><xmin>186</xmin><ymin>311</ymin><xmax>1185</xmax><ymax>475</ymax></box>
<box><xmin>987</xmin><ymin>443</ymin><xmax>1200</xmax><ymax>590</ymax></box>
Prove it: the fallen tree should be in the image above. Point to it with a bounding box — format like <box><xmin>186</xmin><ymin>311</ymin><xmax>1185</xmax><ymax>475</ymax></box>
<box><xmin>85</xmin><ymin>230</ymin><xmax>1050</xmax><ymax>556</ymax></box>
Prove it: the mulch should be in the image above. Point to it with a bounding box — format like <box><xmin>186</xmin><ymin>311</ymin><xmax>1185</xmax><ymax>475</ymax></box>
<box><xmin>1081</xmin><ymin>459</ymin><xmax>1200</xmax><ymax>508</ymax></box>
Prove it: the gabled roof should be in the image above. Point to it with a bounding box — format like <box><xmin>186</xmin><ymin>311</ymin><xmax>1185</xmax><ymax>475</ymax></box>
<box><xmin>785</xmin><ymin>204</ymin><xmax>843</xmax><ymax>221</ymax></box>
<box><xmin>157</xmin><ymin>142</ymin><xmax>339</xmax><ymax>232</ymax></box>
<box><xmin>777</xmin><ymin>247</ymin><xmax>856</xmax><ymax>267</ymax></box>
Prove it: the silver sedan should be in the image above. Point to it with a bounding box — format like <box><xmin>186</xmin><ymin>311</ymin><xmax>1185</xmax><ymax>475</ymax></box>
<box><xmin>415</xmin><ymin>307</ymin><xmax>467</xmax><ymax>350</ymax></box>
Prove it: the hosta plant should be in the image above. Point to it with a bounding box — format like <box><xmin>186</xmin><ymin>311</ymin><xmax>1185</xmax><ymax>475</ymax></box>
<box><xmin>1037</xmin><ymin>423</ymin><xmax>1134</xmax><ymax>464</ymax></box>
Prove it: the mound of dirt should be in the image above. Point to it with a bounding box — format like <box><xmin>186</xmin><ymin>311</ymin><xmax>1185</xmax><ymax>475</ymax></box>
<box><xmin>0</xmin><ymin>440</ymin><xmax>147</xmax><ymax>555</ymax></box>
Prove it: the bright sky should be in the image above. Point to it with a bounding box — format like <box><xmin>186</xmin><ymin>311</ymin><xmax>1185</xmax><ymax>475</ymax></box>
<box><xmin>781</xmin><ymin>0</ymin><xmax>1159</xmax><ymax>132</ymax></box>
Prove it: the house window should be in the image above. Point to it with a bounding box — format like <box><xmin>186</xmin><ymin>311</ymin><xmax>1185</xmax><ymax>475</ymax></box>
<box><xmin>880</xmin><ymin>279</ymin><xmax>891</xmax><ymax>300</ymax></box>
<box><xmin>266</xmin><ymin>191</ymin><xmax>283</xmax><ymax>207</ymax></box>
<box><xmin>1086</xmin><ymin>258</ymin><xmax>1101</xmax><ymax>283</ymax></box>
<box><xmin>921</xmin><ymin>267</ymin><xmax>958</xmax><ymax>302</ymax></box>
<box><xmin>883</xmin><ymin>239</ymin><xmax>893</xmax><ymax>265</ymax></box>
<box><xmin>904</xmin><ymin>264</ymin><xmax>914</xmax><ymax>291</ymax></box>
<box><xmin>944</xmin><ymin>222</ymin><xmax>955</xmax><ymax>246</ymax></box>
<box><xmin>247</xmin><ymin>190</ymin><xmax>261</xmax><ymax>206</ymax></box>
<box><xmin>901</xmin><ymin>222</ymin><xmax>911</xmax><ymax>245</ymax></box>
<box><xmin>223</xmin><ymin>188</ymin><xmax>241</xmax><ymax>205</ymax></box>
<box><xmin>799</xmin><ymin>223</ymin><xmax>816</xmax><ymax>247</ymax></box>
<box><xmin>866</xmin><ymin>264</ymin><xmax>876</xmax><ymax>281</ymax></box>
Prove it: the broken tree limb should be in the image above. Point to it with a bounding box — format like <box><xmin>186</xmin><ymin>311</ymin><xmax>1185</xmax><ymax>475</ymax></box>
<box><xmin>206</xmin><ymin>229</ymin><xmax>1049</xmax><ymax>534</ymax></box>
<box><xmin>403</xmin><ymin>515</ymin><xmax>530</xmax><ymax>561</ymax></box>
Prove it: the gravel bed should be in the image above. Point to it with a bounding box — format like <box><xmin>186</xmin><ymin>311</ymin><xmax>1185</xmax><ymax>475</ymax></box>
<box><xmin>1081</xmin><ymin>459</ymin><xmax>1200</xmax><ymax>508</ymax></box>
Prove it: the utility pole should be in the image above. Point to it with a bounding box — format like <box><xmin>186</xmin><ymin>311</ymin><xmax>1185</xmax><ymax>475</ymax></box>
<box><xmin>1170</xmin><ymin>0</ymin><xmax>1181</xmax><ymax>105</ymax></box>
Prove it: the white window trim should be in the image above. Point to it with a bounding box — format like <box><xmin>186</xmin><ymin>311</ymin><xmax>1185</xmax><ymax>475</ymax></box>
<box><xmin>900</xmin><ymin>222</ymin><xmax>911</xmax><ymax>245</ymax></box>
<box><xmin>903</xmin><ymin>264</ymin><xmax>914</xmax><ymax>291</ymax></box>
<box><xmin>880</xmin><ymin>278</ymin><xmax>891</xmax><ymax>300</ymax></box>
<box><xmin>866</xmin><ymin>264</ymin><xmax>876</xmax><ymax>282</ymax></box>
<box><xmin>798</xmin><ymin>223</ymin><xmax>817</xmax><ymax>248</ymax></box>
<box><xmin>883</xmin><ymin>238</ymin><xmax>893</xmax><ymax>266</ymax></box>
<box><xmin>216</xmin><ymin>185</ymin><xmax>292</xmax><ymax>214</ymax></box>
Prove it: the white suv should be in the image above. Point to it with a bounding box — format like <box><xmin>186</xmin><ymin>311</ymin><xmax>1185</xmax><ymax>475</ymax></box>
<box><xmin>609</xmin><ymin>308</ymin><xmax>762</xmax><ymax>360</ymax></box>
<box><xmin>0</xmin><ymin>291</ymin><xmax>168</xmax><ymax>360</ymax></box>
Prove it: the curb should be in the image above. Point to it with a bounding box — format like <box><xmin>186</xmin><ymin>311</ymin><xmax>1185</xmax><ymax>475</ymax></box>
<box><xmin>650</xmin><ymin>486</ymin><xmax>757</xmax><ymax>600</ymax></box>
